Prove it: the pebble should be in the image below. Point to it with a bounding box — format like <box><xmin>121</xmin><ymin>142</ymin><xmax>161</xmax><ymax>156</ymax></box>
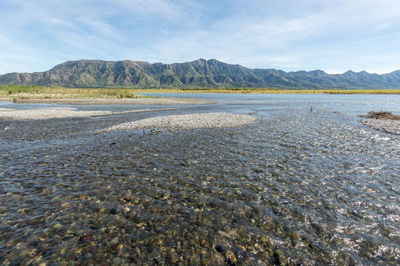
<box><xmin>168</xmin><ymin>248</ymin><xmax>179</xmax><ymax>263</ymax></box>
<box><xmin>225</xmin><ymin>250</ymin><xmax>237</xmax><ymax>264</ymax></box>
<box><xmin>361</xmin><ymin>118</ymin><xmax>400</xmax><ymax>135</ymax></box>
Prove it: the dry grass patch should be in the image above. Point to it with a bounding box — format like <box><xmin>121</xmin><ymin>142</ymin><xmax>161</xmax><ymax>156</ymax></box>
<box><xmin>366</xmin><ymin>111</ymin><xmax>400</xmax><ymax>120</ymax></box>
<box><xmin>131</xmin><ymin>88</ymin><xmax>400</xmax><ymax>94</ymax></box>
<box><xmin>0</xmin><ymin>85</ymin><xmax>145</xmax><ymax>100</ymax></box>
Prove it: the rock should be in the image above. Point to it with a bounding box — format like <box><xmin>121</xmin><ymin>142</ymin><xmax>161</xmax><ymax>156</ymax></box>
<box><xmin>225</xmin><ymin>250</ymin><xmax>237</xmax><ymax>264</ymax></box>
<box><xmin>215</xmin><ymin>244</ymin><xmax>227</xmax><ymax>254</ymax></box>
<box><xmin>200</xmin><ymin>239</ymin><xmax>208</xmax><ymax>247</ymax></box>
<box><xmin>273</xmin><ymin>249</ymin><xmax>287</xmax><ymax>265</ymax></box>
<box><xmin>212</xmin><ymin>253</ymin><xmax>225</xmax><ymax>264</ymax></box>
<box><xmin>168</xmin><ymin>248</ymin><xmax>179</xmax><ymax>263</ymax></box>
<box><xmin>260</xmin><ymin>236</ymin><xmax>271</xmax><ymax>244</ymax></box>
<box><xmin>111</xmin><ymin>237</ymin><xmax>119</xmax><ymax>245</ymax></box>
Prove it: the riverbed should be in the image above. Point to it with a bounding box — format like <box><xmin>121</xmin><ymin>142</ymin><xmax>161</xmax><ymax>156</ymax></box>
<box><xmin>0</xmin><ymin>94</ymin><xmax>399</xmax><ymax>264</ymax></box>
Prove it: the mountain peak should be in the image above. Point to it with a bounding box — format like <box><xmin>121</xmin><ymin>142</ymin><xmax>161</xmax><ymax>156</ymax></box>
<box><xmin>191</xmin><ymin>58</ymin><xmax>207</xmax><ymax>63</ymax></box>
<box><xmin>1</xmin><ymin>59</ymin><xmax>399</xmax><ymax>89</ymax></box>
<box><xmin>343</xmin><ymin>70</ymin><xmax>356</xmax><ymax>75</ymax></box>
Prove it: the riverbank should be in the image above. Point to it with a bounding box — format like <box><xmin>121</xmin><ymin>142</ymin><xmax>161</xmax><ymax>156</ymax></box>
<box><xmin>131</xmin><ymin>88</ymin><xmax>400</xmax><ymax>94</ymax></box>
<box><xmin>7</xmin><ymin>97</ymin><xmax>210</xmax><ymax>105</ymax></box>
<box><xmin>0</xmin><ymin>107</ymin><xmax>174</xmax><ymax>120</ymax></box>
<box><xmin>361</xmin><ymin>111</ymin><xmax>400</xmax><ymax>135</ymax></box>
<box><xmin>2</xmin><ymin>85</ymin><xmax>400</xmax><ymax>102</ymax></box>
<box><xmin>0</xmin><ymin>85</ymin><xmax>210</xmax><ymax>105</ymax></box>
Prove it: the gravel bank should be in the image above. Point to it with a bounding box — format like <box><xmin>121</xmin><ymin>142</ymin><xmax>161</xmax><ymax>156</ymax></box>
<box><xmin>361</xmin><ymin>118</ymin><xmax>400</xmax><ymax>135</ymax></box>
<box><xmin>103</xmin><ymin>112</ymin><xmax>258</xmax><ymax>131</ymax></box>
<box><xmin>10</xmin><ymin>97</ymin><xmax>211</xmax><ymax>105</ymax></box>
<box><xmin>0</xmin><ymin>107</ymin><xmax>170</xmax><ymax>120</ymax></box>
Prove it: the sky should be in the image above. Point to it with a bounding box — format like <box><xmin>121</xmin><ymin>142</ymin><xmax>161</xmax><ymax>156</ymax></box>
<box><xmin>1</xmin><ymin>0</ymin><xmax>400</xmax><ymax>74</ymax></box>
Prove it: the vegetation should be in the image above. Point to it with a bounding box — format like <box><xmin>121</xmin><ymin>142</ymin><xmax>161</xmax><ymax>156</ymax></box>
<box><xmin>366</xmin><ymin>111</ymin><xmax>400</xmax><ymax>120</ymax></box>
<box><xmin>1</xmin><ymin>59</ymin><xmax>400</xmax><ymax>90</ymax></box>
<box><xmin>1</xmin><ymin>85</ymin><xmax>400</xmax><ymax>103</ymax></box>
<box><xmin>0</xmin><ymin>85</ymin><xmax>144</xmax><ymax>100</ymax></box>
<box><xmin>131</xmin><ymin>88</ymin><xmax>400</xmax><ymax>94</ymax></box>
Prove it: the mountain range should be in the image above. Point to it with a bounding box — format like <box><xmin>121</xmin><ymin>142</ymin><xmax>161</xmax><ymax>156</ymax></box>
<box><xmin>1</xmin><ymin>59</ymin><xmax>400</xmax><ymax>90</ymax></box>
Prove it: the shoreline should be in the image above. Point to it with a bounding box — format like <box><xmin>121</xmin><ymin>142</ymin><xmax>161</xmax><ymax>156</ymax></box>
<box><xmin>361</xmin><ymin>118</ymin><xmax>400</xmax><ymax>135</ymax></box>
<box><xmin>361</xmin><ymin>111</ymin><xmax>400</xmax><ymax>135</ymax></box>
<box><xmin>0</xmin><ymin>97</ymin><xmax>212</xmax><ymax>105</ymax></box>
<box><xmin>0</xmin><ymin>107</ymin><xmax>174</xmax><ymax>121</ymax></box>
<box><xmin>130</xmin><ymin>88</ymin><xmax>400</xmax><ymax>95</ymax></box>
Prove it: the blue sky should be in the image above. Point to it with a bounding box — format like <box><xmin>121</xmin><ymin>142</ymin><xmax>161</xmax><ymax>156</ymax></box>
<box><xmin>1</xmin><ymin>0</ymin><xmax>400</xmax><ymax>74</ymax></box>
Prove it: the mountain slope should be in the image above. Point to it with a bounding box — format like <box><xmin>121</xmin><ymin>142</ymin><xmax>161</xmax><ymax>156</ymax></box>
<box><xmin>1</xmin><ymin>59</ymin><xmax>400</xmax><ymax>89</ymax></box>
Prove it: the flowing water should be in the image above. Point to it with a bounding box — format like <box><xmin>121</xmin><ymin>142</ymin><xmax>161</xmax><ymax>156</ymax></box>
<box><xmin>0</xmin><ymin>94</ymin><xmax>399</xmax><ymax>265</ymax></box>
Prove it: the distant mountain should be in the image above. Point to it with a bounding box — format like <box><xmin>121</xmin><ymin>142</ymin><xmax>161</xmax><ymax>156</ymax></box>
<box><xmin>1</xmin><ymin>59</ymin><xmax>400</xmax><ymax>89</ymax></box>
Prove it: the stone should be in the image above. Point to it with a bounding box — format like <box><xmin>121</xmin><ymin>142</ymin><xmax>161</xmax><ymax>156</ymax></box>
<box><xmin>225</xmin><ymin>250</ymin><xmax>237</xmax><ymax>264</ymax></box>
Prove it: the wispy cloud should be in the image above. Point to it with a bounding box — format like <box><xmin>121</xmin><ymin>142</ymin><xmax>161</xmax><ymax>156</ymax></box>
<box><xmin>0</xmin><ymin>0</ymin><xmax>400</xmax><ymax>73</ymax></box>
<box><xmin>115</xmin><ymin>0</ymin><xmax>186</xmax><ymax>19</ymax></box>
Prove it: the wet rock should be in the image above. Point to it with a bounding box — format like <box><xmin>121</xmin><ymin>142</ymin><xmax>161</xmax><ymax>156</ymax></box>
<box><xmin>212</xmin><ymin>252</ymin><xmax>226</xmax><ymax>264</ymax></box>
<box><xmin>273</xmin><ymin>249</ymin><xmax>287</xmax><ymax>265</ymax></box>
<box><xmin>225</xmin><ymin>250</ymin><xmax>237</xmax><ymax>264</ymax></box>
<box><xmin>215</xmin><ymin>244</ymin><xmax>227</xmax><ymax>254</ymax></box>
<box><xmin>167</xmin><ymin>248</ymin><xmax>179</xmax><ymax>263</ymax></box>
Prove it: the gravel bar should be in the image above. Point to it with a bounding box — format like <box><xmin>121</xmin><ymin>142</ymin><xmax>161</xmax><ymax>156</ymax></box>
<box><xmin>10</xmin><ymin>97</ymin><xmax>211</xmax><ymax>105</ymax></box>
<box><xmin>103</xmin><ymin>112</ymin><xmax>258</xmax><ymax>131</ymax></box>
<box><xmin>0</xmin><ymin>107</ymin><xmax>171</xmax><ymax>120</ymax></box>
<box><xmin>361</xmin><ymin>118</ymin><xmax>400</xmax><ymax>135</ymax></box>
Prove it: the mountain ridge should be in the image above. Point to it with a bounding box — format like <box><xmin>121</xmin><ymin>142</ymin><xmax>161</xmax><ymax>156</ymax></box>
<box><xmin>1</xmin><ymin>59</ymin><xmax>400</xmax><ymax>89</ymax></box>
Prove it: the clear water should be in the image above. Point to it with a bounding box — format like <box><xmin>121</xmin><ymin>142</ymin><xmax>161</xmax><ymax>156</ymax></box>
<box><xmin>142</xmin><ymin>92</ymin><xmax>400</xmax><ymax>114</ymax></box>
<box><xmin>0</xmin><ymin>94</ymin><xmax>399</xmax><ymax>264</ymax></box>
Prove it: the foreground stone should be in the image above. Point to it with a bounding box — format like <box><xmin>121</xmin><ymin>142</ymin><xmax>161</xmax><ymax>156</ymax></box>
<box><xmin>103</xmin><ymin>112</ymin><xmax>258</xmax><ymax>131</ymax></box>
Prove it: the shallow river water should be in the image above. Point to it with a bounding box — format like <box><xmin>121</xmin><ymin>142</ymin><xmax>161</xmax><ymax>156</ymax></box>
<box><xmin>0</xmin><ymin>94</ymin><xmax>399</xmax><ymax>265</ymax></box>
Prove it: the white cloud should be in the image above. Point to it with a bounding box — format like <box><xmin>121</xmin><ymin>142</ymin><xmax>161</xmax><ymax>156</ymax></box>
<box><xmin>150</xmin><ymin>0</ymin><xmax>400</xmax><ymax>70</ymax></box>
<box><xmin>1</xmin><ymin>0</ymin><xmax>400</xmax><ymax>73</ymax></box>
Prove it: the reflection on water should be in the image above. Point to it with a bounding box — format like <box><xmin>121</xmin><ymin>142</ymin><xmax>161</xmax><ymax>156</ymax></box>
<box><xmin>0</xmin><ymin>94</ymin><xmax>399</xmax><ymax>264</ymax></box>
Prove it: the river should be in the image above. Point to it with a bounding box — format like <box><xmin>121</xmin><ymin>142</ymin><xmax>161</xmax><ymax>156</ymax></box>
<box><xmin>0</xmin><ymin>93</ymin><xmax>399</xmax><ymax>264</ymax></box>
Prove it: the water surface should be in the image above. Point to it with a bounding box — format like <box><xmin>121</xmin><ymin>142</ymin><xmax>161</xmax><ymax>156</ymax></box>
<box><xmin>0</xmin><ymin>94</ymin><xmax>399</xmax><ymax>264</ymax></box>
